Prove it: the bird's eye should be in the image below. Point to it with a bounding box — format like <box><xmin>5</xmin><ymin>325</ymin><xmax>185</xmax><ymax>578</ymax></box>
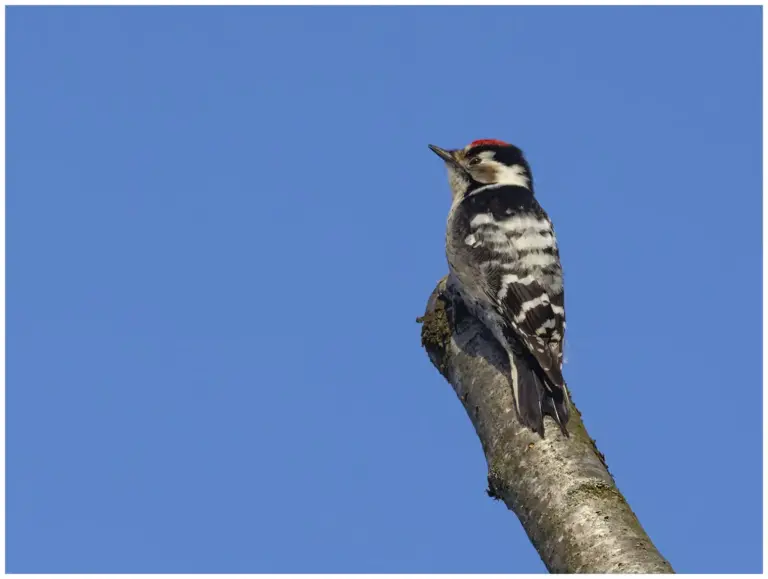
<box><xmin>469</xmin><ymin>157</ymin><xmax>482</xmax><ymax>166</ymax></box>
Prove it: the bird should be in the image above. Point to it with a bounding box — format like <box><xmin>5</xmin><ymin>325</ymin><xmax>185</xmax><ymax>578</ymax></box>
<box><xmin>429</xmin><ymin>139</ymin><xmax>570</xmax><ymax>437</ymax></box>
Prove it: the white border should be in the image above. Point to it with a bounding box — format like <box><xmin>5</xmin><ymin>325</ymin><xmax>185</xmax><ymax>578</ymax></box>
<box><xmin>0</xmin><ymin>6</ymin><xmax>5</xmax><ymax>577</ymax></box>
<box><xmin>1</xmin><ymin>2</ymin><xmax>764</xmax><ymax>578</ymax></box>
<box><xmin>2</xmin><ymin>0</ymin><xmax>766</xmax><ymax>5</ymax></box>
<box><xmin>762</xmin><ymin>6</ymin><xmax>767</xmax><ymax>578</ymax></box>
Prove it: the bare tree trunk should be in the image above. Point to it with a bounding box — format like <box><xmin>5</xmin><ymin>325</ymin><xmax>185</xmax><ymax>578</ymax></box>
<box><xmin>418</xmin><ymin>276</ymin><xmax>673</xmax><ymax>574</ymax></box>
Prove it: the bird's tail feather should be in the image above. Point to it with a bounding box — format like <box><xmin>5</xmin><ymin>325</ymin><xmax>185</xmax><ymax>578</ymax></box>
<box><xmin>512</xmin><ymin>354</ymin><xmax>570</xmax><ymax>437</ymax></box>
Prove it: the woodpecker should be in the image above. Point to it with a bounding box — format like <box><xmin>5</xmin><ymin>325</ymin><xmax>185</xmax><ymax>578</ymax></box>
<box><xmin>429</xmin><ymin>139</ymin><xmax>569</xmax><ymax>437</ymax></box>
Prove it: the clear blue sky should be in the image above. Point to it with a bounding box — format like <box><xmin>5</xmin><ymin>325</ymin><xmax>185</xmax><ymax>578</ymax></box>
<box><xmin>7</xmin><ymin>5</ymin><xmax>762</xmax><ymax>574</ymax></box>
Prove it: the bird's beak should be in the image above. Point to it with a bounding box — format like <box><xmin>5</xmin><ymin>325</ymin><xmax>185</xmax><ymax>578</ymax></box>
<box><xmin>428</xmin><ymin>144</ymin><xmax>460</xmax><ymax>166</ymax></box>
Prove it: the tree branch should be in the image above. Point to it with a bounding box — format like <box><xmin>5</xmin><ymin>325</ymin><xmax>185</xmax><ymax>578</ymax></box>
<box><xmin>418</xmin><ymin>276</ymin><xmax>673</xmax><ymax>574</ymax></box>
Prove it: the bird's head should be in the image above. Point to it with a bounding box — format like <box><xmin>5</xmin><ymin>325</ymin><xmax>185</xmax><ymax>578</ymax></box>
<box><xmin>428</xmin><ymin>139</ymin><xmax>532</xmax><ymax>201</ymax></box>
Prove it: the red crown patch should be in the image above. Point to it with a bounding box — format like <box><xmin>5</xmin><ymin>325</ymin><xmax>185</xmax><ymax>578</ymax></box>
<box><xmin>467</xmin><ymin>139</ymin><xmax>509</xmax><ymax>149</ymax></box>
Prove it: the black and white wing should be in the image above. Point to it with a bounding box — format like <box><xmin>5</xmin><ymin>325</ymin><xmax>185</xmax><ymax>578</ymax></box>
<box><xmin>449</xmin><ymin>185</ymin><xmax>569</xmax><ymax>432</ymax></box>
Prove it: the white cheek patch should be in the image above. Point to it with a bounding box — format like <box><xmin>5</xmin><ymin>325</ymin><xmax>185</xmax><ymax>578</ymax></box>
<box><xmin>494</xmin><ymin>163</ymin><xmax>530</xmax><ymax>188</ymax></box>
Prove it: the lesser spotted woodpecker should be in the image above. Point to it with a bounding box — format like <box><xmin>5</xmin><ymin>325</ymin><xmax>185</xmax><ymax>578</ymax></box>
<box><xmin>429</xmin><ymin>139</ymin><xmax>569</xmax><ymax>437</ymax></box>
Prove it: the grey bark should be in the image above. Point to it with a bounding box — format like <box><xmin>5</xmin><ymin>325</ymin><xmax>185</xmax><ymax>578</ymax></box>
<box><xmin>418</xmin><ymin>276</ymin><xmax>673</xmax><ymax>574</ymax></box>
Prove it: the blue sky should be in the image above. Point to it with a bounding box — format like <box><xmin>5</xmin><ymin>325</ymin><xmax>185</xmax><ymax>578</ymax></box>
<box><xmin>7</xmin><ymin>5</ymin><xmax>762</xmax><ymax>574</ymax></box>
